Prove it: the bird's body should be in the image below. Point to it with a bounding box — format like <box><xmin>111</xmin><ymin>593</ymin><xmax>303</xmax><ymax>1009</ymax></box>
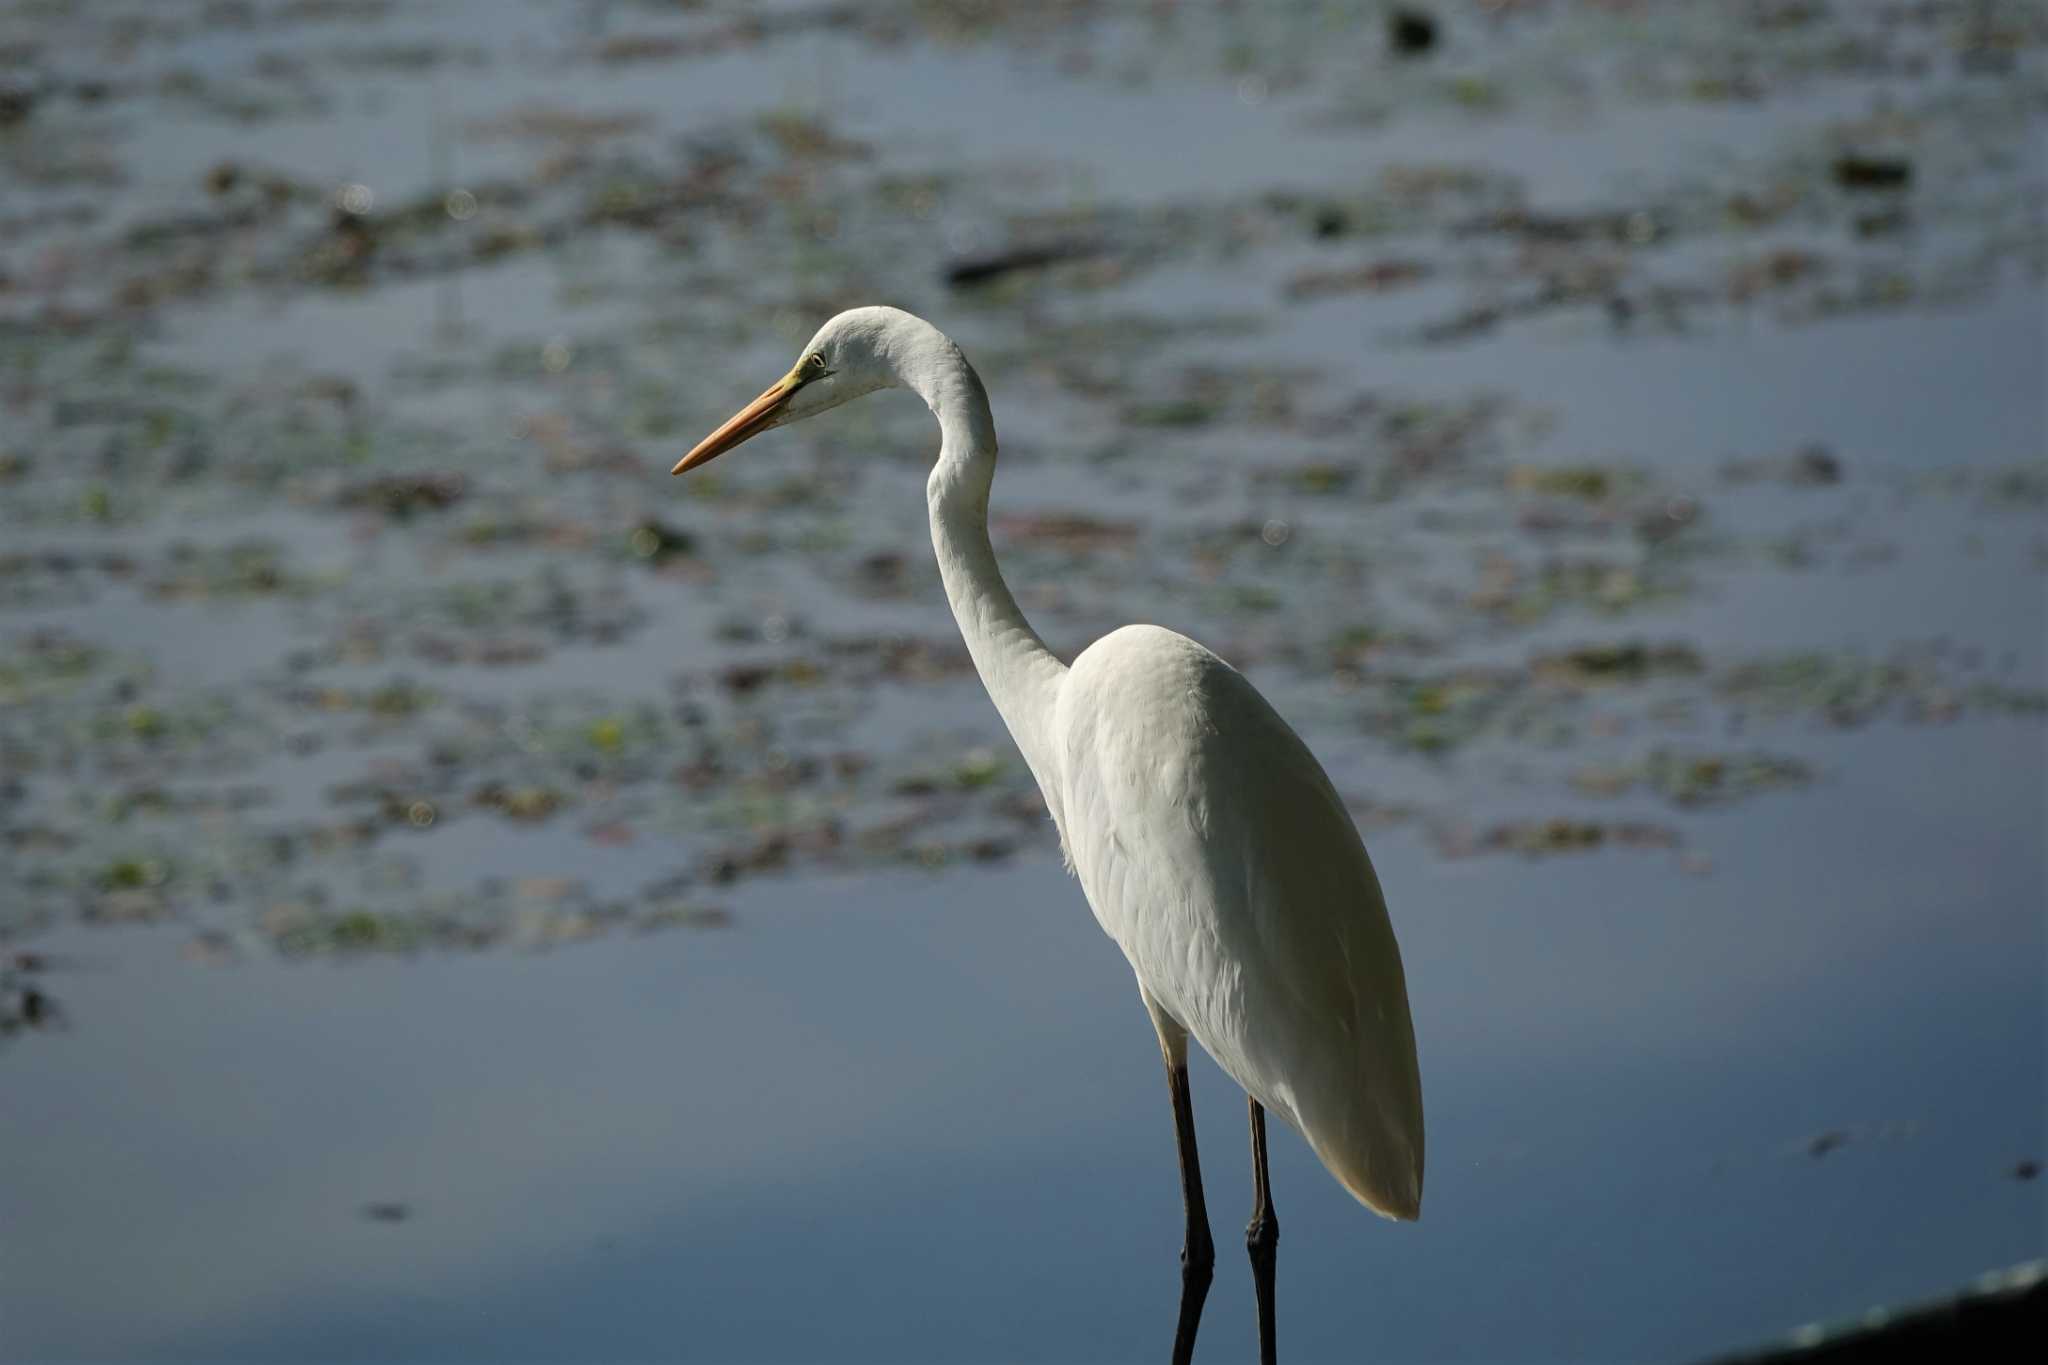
<box><xmin>677</xmin><ymin>306</ymin><xmax>1423</xmax><ymax>1361</ymax></box>
<box><xmin>1057</xmin><ymin>624</ymin><xmax>1423</xmax><ymax>1218</ymax></box>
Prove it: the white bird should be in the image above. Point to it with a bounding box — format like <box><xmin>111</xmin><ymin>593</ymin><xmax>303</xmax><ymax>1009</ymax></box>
<box><xmin>675</xmin><ymin>307</ymin><xmax>1422</xmax><ymax>1364</ymax></box>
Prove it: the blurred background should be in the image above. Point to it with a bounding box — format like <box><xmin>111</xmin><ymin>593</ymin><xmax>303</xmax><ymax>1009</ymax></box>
<box><xmin>1</xmin><ymin>1</ymin><xmax>2042</xmax><ymax>1360</ymax></box>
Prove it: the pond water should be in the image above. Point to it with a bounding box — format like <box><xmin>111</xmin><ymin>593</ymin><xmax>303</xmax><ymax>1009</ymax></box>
<box><xmin>1</xmin><ymin>1</ymin><xmax>2042</xmax><ymax>1361</ymax></box>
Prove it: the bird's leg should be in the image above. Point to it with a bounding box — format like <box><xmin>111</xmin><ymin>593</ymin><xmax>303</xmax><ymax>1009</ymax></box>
<box><xmin>1247</xmin><ymin>1098</ymin><xmax>1280</xmax><ymax>1365</ymax></box>
<box><xmin>1165</xmin><ymin>1060</ymin><xmax>1215</xmax><ymax>1365</ymax></box>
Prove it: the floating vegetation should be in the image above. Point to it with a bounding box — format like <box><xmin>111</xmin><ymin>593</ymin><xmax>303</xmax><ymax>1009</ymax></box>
<box><xmin>1507</xmin><ymin>465</ymin><xmax>1646</xmax><ymax>503</ymax></box>
<box><xmin>1721</xmin><ymin>445</ymin><xmax>1844</xmax><ymax>488</ymax></box>
<box><xmin>1353</xmin><ymin>642</ymin><xmax>2041</xmax><ymax>760</ymax></box>
<box><xmin>1464</xmin><ymin>555</ymin><xmax>1688</xmax><ymax>627</ymax></box>
<box><xmin>0</xmin><ymin>951</ymin><xmax>64</xmax><ymax>1045</ymax></box>
<box><xmin>335</xmin><ymin>473</ymin><xmax>467</xmax><ymax>518</ymax></box>
<box><xmin>1436</xmin><ymin>818</ymin><xmax>1683</xmax><ymax>861</ymax></box>
<box><xmin>1532</xmin><ymin>643</ymin><xmax>1706</xmax><ymax>690</ymax></box>
<box><xmin>260</xmin><ymin>881</ymin><xmax>732</xmax><ymax>958</ymax></box>
<box><xmin>624</xmin><ymin>519</ymin><xmax>698</xmax><ymax>568</ymax></box>
<box><xmin>148</xmin><ymin>541</ymin><xmax>321</xmax><ymax>600</ymax></box>
<box><xmin>0</xmin><ymin>0</ymin><xmax>2039</xmax><ymax>964</ymax></box>
<box><xmin>1570</xmin><ymin>750</ymin><xmax>1815</xmax><ymax>808</ymax></box>
<box><xmin>1717</xmin><ymin>650</ymin><xmax>2048</xmax><ymax>726</ymax></box>
<box><xmin>0</xmin><ymin>634</ymin><xmax>104</xmax><ymax>704</ymax></box>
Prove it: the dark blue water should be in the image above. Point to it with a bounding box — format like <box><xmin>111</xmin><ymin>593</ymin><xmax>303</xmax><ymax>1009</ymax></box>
<box><xmin>7</xmin><ymin>715</ymin><xmax>2040</xmax><ymax>1361</ymax></box>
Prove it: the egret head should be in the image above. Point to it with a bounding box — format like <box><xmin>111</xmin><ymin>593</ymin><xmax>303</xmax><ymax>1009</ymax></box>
<box><xmin>671</xmin><ymin>308</ymin><xmax>908</xmax><ymax>475</ymax></box>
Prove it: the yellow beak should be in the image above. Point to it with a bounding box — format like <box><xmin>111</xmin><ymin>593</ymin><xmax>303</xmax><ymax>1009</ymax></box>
<box><xmin>671</xmin><ymin>368</ymin><xmax>801</xmax><ymax>475</ymax></box>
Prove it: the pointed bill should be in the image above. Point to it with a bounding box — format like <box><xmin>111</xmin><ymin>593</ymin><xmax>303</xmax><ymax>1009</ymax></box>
<box><xmin>672</xmin><ymin>370</ymin><xmax>800</xmax><ymax>475</ymax></box>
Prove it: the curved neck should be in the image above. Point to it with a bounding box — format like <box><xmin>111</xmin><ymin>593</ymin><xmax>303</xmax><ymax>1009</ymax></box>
<box><xmin>905</xmin><ymin>344</ymin><xmax>1068</xmax><ymax>813</ymax></box>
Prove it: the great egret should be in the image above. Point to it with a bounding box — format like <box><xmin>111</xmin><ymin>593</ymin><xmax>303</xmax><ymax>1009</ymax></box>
<box><xmin>675</xmin><ymin>307</ymin><xmax>1423</xmax><ymax>1364</ymax></box>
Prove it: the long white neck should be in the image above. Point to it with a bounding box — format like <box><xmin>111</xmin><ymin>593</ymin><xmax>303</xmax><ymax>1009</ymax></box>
<box><xmin>886</xmin><ymin>323</ymin><xmax>1068</xmax><ymax>817</ymax></box>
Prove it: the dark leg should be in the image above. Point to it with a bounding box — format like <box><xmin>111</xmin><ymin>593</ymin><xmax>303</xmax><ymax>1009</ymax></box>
<box><xmin>1247</xmin><ymin>1098</ymin><xmax>1280</xmax><ymax>1365</ymax></box>
<box><xmin>1165</xmin><ymin>1062</ymin><xmax>1215</xmax><ymax>1365</ymax></box>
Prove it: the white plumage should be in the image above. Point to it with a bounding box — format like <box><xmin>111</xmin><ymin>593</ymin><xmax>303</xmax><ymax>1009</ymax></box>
<box><xmin>676</xmin><ymin>305</ymin><xmax>1423</xmax><ymax>1359</ymax></box>
<box><xmin>1058</xmin><ymin>623</ymin><xmax>1423</xmax><ymax>1219</ymax></box>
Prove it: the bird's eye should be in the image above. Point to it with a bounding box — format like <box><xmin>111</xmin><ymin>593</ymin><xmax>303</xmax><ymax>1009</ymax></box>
<box><xmin>805</xmin><ymin>353</ymin><xmax>827</xmax><ymax>372</ymax></box>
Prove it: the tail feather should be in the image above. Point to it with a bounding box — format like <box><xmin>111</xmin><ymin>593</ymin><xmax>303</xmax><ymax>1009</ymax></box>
<box><xmin>1311</xmin><ymin>1125</ymin><xmax>1422</xmax><ymax>1221</ymax></box>
<box><xmin>1294</xmin><ymin>1052</ymin><xmax>1424</xmax><ymax>1221</ymax></box>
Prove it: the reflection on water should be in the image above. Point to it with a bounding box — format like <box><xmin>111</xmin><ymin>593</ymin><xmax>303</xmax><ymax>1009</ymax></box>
<box><xmin>2</xmin><ymin>0</ymin><xmax>2043</xmax><ymax>1359</ymax></box>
